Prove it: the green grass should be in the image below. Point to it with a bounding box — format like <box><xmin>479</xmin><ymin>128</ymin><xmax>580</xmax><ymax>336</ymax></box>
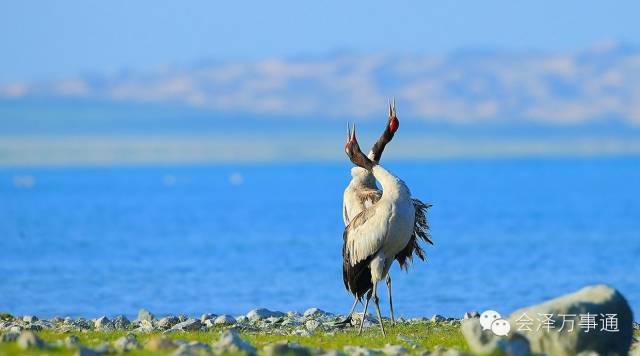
<box><xmin>0</xmin><ymin>321</ymin><xmax>469</xmax><ymax>355</ymax></box>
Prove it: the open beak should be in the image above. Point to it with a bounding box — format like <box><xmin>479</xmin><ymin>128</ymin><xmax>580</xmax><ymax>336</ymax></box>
<box><xmin>346</xmin><ymin>122</ymin><xmax>357</xmax><ymax>146</ymax></box>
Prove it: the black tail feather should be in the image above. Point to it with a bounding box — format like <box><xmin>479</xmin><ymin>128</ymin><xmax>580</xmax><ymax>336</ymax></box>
<box><xmin>395</xmin><ymin>198</ymin><xmax>433</xmax><ymax>270</ymax></box>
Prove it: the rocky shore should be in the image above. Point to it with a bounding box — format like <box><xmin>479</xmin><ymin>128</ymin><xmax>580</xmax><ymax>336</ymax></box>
<box><xmin>1</xmin><ymin>308</ymin><xmax>468</xmax><ymax>355</ymax></box>
<box><xmin>1</xmin><ymin>285</ymin><xmax>639</xmax><ymax>355</ymax></box>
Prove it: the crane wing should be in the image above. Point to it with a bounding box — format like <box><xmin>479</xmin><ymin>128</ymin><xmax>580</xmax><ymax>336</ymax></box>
<box><xmin>343</xmin><ymin>187</ymin><xmax>383</xmax><ymax>225</ymax></box>
<box><xmin>343</xmin><ymin>204</ymin><xmax>388</xmax><ymax>266</ymax></box>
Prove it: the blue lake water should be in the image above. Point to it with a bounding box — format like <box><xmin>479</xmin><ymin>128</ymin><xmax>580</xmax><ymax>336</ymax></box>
<box><xmin>1</xmin><ymin>157</ymin><xmax>639</xmax><ymax>320</ymax></box>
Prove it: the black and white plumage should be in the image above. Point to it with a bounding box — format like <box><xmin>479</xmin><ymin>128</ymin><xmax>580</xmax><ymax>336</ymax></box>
<box><xmin>340</xmin><ymin>123</ymin><xmax>420</xmax><ymax>336</ymax></box>
<box><xmin>341</xmin><ymin>102</ymin><xmax>432</xmax><ymax>326</ymax></box>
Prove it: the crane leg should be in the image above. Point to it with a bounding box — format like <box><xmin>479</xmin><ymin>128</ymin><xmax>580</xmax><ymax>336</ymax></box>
<box><xmin>386</xmin><ymin>274</ymin><xmax>395</xmax><ymax>323</ymax></box>
<box><xmin>357</xmin><ymin>290</ymin><xmax>372</xmax><ymax>335</ymax></box>
<box><xmin>334</xmin><ymin>296</ymin><xmax>359</xmax><ymax>326</ymax></box>
<box><xmin>372</xmin><ymin>281</ymin><xmax>386</xmax><ymax>337</ymax></box>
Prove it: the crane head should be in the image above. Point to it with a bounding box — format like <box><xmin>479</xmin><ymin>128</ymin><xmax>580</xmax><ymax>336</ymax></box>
<box><xmin>345</xmin><ymin>123</ymin><xmax>375</xmax><ymax>170</ymax></box>
<box><xmin>345</xmin><ymin>123</ymin><xmax>360</xmax><ymax>157</ymax></box>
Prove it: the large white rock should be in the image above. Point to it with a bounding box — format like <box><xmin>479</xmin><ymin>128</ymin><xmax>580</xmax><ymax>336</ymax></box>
<box><xmin>463</xmin><ymin>284</ymin><xmax>634</xmax><ymax>356</ymax></box>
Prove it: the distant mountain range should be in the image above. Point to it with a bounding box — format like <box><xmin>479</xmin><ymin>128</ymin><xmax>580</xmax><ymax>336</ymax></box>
<box><xmin>2</xmin><ymin>42</ymin><xmax>640</xmax><ymax>164</ymax></box>
<box><xmin>2</xmin><ymin>41</ymin><xmax>640</xmax><ymax>126</ymax></box>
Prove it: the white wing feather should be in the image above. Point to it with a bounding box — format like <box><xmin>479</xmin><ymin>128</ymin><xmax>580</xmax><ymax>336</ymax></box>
<box><xmin>345</xmin><ymin>206</ymin><xmax>390</xmax><ymax>265</ymax></box>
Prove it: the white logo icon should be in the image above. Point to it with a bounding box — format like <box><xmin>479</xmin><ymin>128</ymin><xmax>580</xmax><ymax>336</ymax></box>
<box><xmin>480</xmin><ymin>310</ymin><xmax>511</xmax><ymax>336</ymax></box>
<box><xmin>480</xmin><ymin>310</ymin><xmax>501</xmax><ymax>330</ymax></box>
<box><xmin>491</xmin><ymin>318</ymin><xmax>511</xmax><ymax>336</ymax></box>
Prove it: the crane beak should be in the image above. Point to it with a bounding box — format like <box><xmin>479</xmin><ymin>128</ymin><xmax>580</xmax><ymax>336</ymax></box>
<box><xmin>351</xmin><ymin>123</ymin><xmax>357</xmax><ymax>142</ymax></box>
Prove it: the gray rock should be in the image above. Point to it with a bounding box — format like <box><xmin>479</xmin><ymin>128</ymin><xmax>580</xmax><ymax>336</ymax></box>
<box><xmin>200</xmin><ymin>313</ymin><xmax>216</xmax><ymax>322</ymax></box>
<box><xmin>381</xmin><ymin>344</ymin><xmax>408</xmax><ymax>355</ymax></box>
<box><xmin>112</xmin><ymin>315</ymin><xmax>131</xmax><ymax>329</ymax></box>
<box><xmin>145</xmin><ymin>336</ymin><xmax>177</xmax><ymax>351</ymax></box>
<box><xmin>188</xmin><ymin>341</ymin><xmax>211</xmax><ymax>351</ymax></box>
<box><xmin>138</xmin><ymin>308</ymin><xmax>154</xmax><ymax>322</ymax></box>
<box><xmin>214</xmin><ymin>315</ymin><xmax>237</xmax><ymax>325</ymax></box>
<box><xmin>157</xmin><ymin>316</ymin><xmax>180</xmax><ymax>329</ymax></box>
<box><xmin>305</xmin><ymin>319</ymin><xmax>321</xmax><ymax>332</ymax></box>
<box><xmin>16</xmin><ymin>331</ymin><xmax>45</xmax><ymax>349</ymax></box>
<box><xmin>350</xmin><ymin>313</ymin><xmax>375</xmax><ymax>328</ymax></box>
<box><xmin>430</xmin><ymin>314</ymin><xmax>446</xmax><ymax>322</ymax></box>
<box><xmin>1</xmin><ymin>331</ymin><xmax>20</xmax><ymax>342</ymax></box>
<box><xmin>292</xmin><ymin>329</ymin><xmax>312</xmax><ymax>337</ymax></box>
<box><xmin>462</xmin><ymin>284</ymin><xmax>633</xmax><ymax>356</ymax></box>
<box><xmin>463</xmin><ymin>311</ymin><xmax>480</xmax><ymax>320</ymax></box>
<box><xmin>93</xmin><ymin>342</ymin><xmax>112</xmax><ymax>354</ymax></box>
<box><xmin>24</xmin><ymin>323</ymin><xmax>43</xmax><ymax>331</ymax></box>
<box><xmin>343</xmin><ymin>345</ymin><xmax>381</xmax><ymax>355</ymax></box>
<box><xmin>246</xmin><ymin>308</ymin><xmax>285</xmax><ymax>321</ymax></box>
<box><xmin>113</xmin><ymin>334</ymin><xmax>141</xmax><ymax>352</ymax></box>
<box><xmin>170</xmin><ymin>318</ymin><xmax>202</xmax><ymax>331</ymax></box>
<box><xmin>94</xmin><ymin>316</ymin><xmax>112</xmax><ymax>330</ymax></box>
<box><xmin>22</xmin><ymin>315</ymin><xmax>38</xmax><ymax>323</ymax></box>
<box><xmin>282</xmin><ymin>318</ymin><xmax>302</xmax><ymax>327</ymax></box>
<box><xmin>212</xmin><ymin>329</ymin><xmax>257</xmax><ymax>355</ymax></box>
<box><xmin>72</xmin><ymin>318</ymin><xmax>93</xmax><ymax>330</ymax></box>
<box><xmin>170</xmin><ymin>342</ymin><xmax>211</xmax><ymax>356</ymax></box>
<box><xmin>263</xmin><ymin>340</ymin><xmax>313</xmax><ymax>356</ymax></box>
<box><xmin>65</xmin><ymin>335</ymin><xmax>80</xmax><ymax>349</ymax></box>
<box><xmin>178</xmin><ymin>314</ymin><xmax>188</xmax><ymax>322</ymax></box>
<box><xmin>76</xmin><ymin>346</ymin><xmax>101</xmax><ymax>356</ymax></box>
<box><xmin>304</xmin><ymin>308</ymin><xmax>329</xmax><ymax>319</ymax></box>
<box><xmin>133</xmin><ymin>319</ymin><xmax>155</xmax><ymax>333</ymax></box>
<box><xmin>496</xmin><ymin>334</ymin><xmax>530</xmax><ymax>356</ymax></box>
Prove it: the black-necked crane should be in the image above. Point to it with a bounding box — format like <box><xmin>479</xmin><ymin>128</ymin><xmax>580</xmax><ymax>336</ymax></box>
<box><xmin>340</xmin><ymin>101</ymin><xmax>432</xmax><ymax>330</ymax></box>
<box><xmin>341</xmin><ymin>122</ymin><xmax>422</xmax><ymax>336</ymax></box>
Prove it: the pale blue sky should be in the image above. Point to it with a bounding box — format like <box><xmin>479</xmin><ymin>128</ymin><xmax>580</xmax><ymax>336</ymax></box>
<box><xmin>1</xmin><ymin>1</ymin><xmax>639</xmax><ymax>81</ymax></box>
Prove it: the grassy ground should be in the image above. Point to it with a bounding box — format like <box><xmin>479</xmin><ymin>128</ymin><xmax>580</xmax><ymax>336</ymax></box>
<box><xmin>0</xmin><ymin>321</ymin><xmax>469</xmax><ymax>355</ymax></box>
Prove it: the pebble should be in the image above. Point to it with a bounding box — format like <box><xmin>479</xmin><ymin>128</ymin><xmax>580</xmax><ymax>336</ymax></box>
<box><xmin>304</xmin><ymin>308</ymin><xmax>328</xmax><ymax>319</ymax></box>
<box><xmin>76</xmin><ymin>346</ymin><xmax>101</xmax><ymax>356</ymax></box>
<box><xmin>214</xmin><ymin>314</ymin><xmax>237</xmax><ymax>325</ymax></box>
<box><xmin>263</xmin><ymin>340</ymin><xmax>313</xmax><ymax>356</ymax></box>
<box><xmin>145</xmin><ymin>336</ymin><xmax>177</xmax><ymax>351</ymax></box>
<box><xmin>65</xmin><ymin>335</ymin><xmax>80</xmax><ymax>349</ymax></box>
<box><xmin>200</xmin><ymin>313</ymin><xmax>216</xmax><ymax>322</ymax></box>
<box><xmin>1</xmin><ymin>331</ymin><xmax>20</xmax><ymax>342</ymax></box>
<box><xmin>22</xmin><ymin>316</ymin><xmax>38</xmax><ymax>323</ymax></box>
<box><xmin>463</xmin><ymin>311</ymin><xmax>479</xmax><ymax>320</ymax></box>
<box><xmin>138</xmin><ymin>308</ymin><xmax>155</xmax><ymax>322</ymax></box>
<box><xmin>343</xmin><ymin>345</ymin><xmax>381</xmax><ymax>355</ymax></box>
<box><xmin>17</xmin><ymin>331</ymin><xmax>45</xmax><ymax>349</ymax></box>
<box><xmin>94</xmin><ymin>316</ymin><xmax>112</xmax><ymax>330</ymax></box>
<box><xmin>157</xmin><ymin>316</ymin><xmax>180</xmax><ymax>329</ymax></box>
<box><xmin>113</xmin><ymin>334</ymin><xmax>141</xmax><ymax>352</ymax></box>
<box><xmin>112</xmin><ymin>315</ymin><xmax>131</xmax><ymax>329</ymax></box>
<box><xmin>382</xmin><ymin>344</ymin><xmax>408</xmax><ymax>355</ymax></box>
<box><xmin>170</xmin><ymin>318</ymin><xmax>202</xmax><ymax>332</ymax></box>
<box><xmin>246</xmin><ymin>308</ymin><xmax>285</xmax><ymax>321</ymax></box>
<box><xmin>212</xmin><ymin>329</ymin><xmax>257</xmax><ymax>355</ymax></box>
<box><xmin>305</xmin><ymin>319</ymin><xmax>321</xmax><ymax>332</ymax></box>
<box><xmin>93</xmin><ymin>342</ymin><xmax>112</xmax><ymax>354</ymax></box>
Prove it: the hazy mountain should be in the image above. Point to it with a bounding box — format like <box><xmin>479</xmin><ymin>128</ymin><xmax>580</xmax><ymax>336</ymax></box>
<box><xmin>2</xmin><ymin>42</ymin><xmax>640</xmax><ymax>164</ymax></box>
<box><xmin>2</xmin><ymin>41</ymin><xmax>640</xmax><ymax>127</ymax></box>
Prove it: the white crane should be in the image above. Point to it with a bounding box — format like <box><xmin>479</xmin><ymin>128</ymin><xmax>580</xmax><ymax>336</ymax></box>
<box><xmin>340</xmin><ymin>101</ymin><xmax>432</xmax><ymax>329</ymax></box>
<box><xmin>341</xmin><ymin>123</ymin><xmax>419</xmax><ymax>336</ymax></box>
